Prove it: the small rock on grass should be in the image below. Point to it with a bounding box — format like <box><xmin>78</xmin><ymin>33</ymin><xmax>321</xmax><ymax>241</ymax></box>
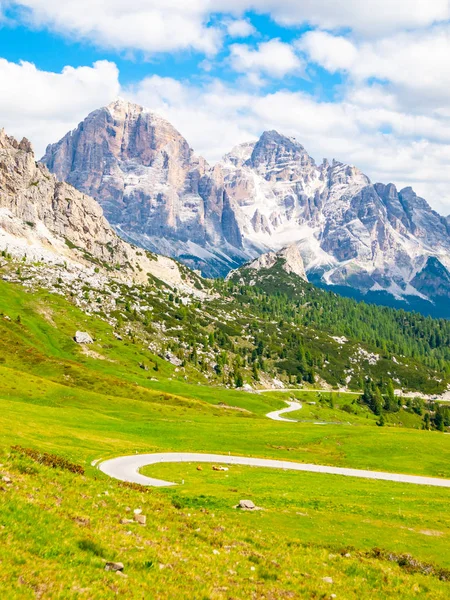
<box><xmin>2</xmin><ymin>476</ymin><xmax>11</xmax><ymax>483</ymax></box>
<box><xmin>235</xmin><ymin>499</ymin><xmax>262</xmax><ymax>511</ymax></box>
<box><xmin>74</xmin><ymin>331</ymin><xmax>93</xmax><ymax>344</ymax></box>
<box><xmin>239</xmin><ymin>499</ymin><xmax>255</xmax><ymax>509</ymax></box>
<box><xmin>134</xmin><ymin>514</ymin><xmax>146</xmax><ymax>525</ymax></box>
<box><xmin>322</xmin><ymin>577</ymin><xmax>333</xmax><ymax>584</ymax></box>
<box><xmin>105</xmin><ymin>562</ymin><xmax>124</xmax><ymax>572</ymax></box>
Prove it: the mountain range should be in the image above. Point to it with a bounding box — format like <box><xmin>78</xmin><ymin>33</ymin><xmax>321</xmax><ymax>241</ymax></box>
<box><xmin>2</xmin><ymin>122</ymin><xmax>450</xmax><ymax>397</ymax></box>
<box><xmin>38</xmin><ymin>99</ymin><xmax>450</xmax><ymax>316</ymax></box>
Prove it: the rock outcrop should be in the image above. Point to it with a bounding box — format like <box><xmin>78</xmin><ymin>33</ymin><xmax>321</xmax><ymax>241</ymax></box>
<box><xmin>245</xmin><ymin>244</ymin><xmax>308</xmax><ymax>281</ymax></box>
<box><xmin>411</xmin><ymin>257</ymin><xmax>450</xmax><ymax>298</ymax></box>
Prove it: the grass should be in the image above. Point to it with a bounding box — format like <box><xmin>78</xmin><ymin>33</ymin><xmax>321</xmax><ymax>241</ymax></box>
<box><xmin>144</xmin><ymin>462</ymin><xmax>450</xmax><ymax>568</ymax></box>
<box><xmin>0</xmin><ymin>280</ymin><xmax>449</xmax><ymax>597</ymax></box>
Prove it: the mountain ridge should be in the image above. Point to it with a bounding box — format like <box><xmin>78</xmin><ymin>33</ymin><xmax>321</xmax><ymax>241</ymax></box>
<box><xmin>41</xmin><ymin>99</ymin><xmax>450</xmax><ymax>314</ymax></box>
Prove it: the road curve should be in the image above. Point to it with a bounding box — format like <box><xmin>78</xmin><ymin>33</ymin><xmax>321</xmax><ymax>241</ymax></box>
<box><xmin>256</xmin><ymin>388</ymin><xmax>361</xmax><ymax>395</ymax></box>
<box><xmin>266</xmin><ymin>400</ymin><xmax>302</xmax><ymax>422</ymax></box>
<box><xmin>97</xmin><ymin>452</ymin><xmax>450</xmax><ymax>488</ymax></box>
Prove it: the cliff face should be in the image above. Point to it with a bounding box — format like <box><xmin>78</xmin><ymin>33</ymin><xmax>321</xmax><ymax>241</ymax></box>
<box><xmin>0</xmin><ymin>128</ymin><xmax>125</xmax><ymax>264</ymax></box>
<box><xmin>42</xmin><ymin>101</ymin><xmax>450</xmax><ymax>305</ymax></box>
<box><xmin>42</xmin><ymin>99</ymin><xmax>244</xmax><ymax>275</ymax></box>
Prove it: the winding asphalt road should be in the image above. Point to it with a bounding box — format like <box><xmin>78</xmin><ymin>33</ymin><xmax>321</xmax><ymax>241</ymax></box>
<box><xmin>266</xmin><ymin>400</ymin><xmax>302</xmax><ymax>422</ymax></box>
<box><xmin>256</xmin><ymin>388</ymin><xmax>361</xmax><ymax>395</ymax></box>
<box><xmin>97</xmin><ymin>452</ymin><xmax>450</xmax><ymax>488</ymax></box>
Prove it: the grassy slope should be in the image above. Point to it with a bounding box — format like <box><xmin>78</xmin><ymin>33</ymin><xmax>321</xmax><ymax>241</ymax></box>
<box><xmin>0</xmin><ymin>281</ymin><xmax>449</xmax><ymax>598</ymax></box>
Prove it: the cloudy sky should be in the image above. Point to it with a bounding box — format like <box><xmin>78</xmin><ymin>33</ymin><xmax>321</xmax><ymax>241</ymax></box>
<box><xmin>1</xmin><ymin>1</ymin><xmax>450</xmax><ymax>213</ymax></box>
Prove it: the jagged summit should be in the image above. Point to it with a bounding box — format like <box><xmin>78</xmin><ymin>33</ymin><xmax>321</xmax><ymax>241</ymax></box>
<box><xmin>41</xmin><ymin>101</ymin><xmax>450</xmax><ymax>310</ymax></box>
<box><xmin>0</xmin><ymin>128</ymin><xmax>33</xmax><ymax>153</ymax></box>
<box><xmin>244</xmin><ymin>244</ymin><xmax>308</xmax><ymax>282</ymax></box>
<box><xmin>104</xmin><ymin>98</ymin><xmax>176</xmax><ymax>130</ymax></box>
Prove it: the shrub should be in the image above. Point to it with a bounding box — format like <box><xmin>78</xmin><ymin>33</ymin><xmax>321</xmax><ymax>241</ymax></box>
<box><xmin>77</xmin><ymin>538</ymin><xmax>106</xmax><ymax>557</ymax></box>
<box><xmin>11</xmin><ymin>446</ymin><xmax>85</xmax><ymax>475</ymax></box>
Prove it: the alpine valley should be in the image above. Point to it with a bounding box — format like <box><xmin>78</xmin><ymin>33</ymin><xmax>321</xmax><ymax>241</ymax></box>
<box><xmin>42</xmin><ymin>99</ymin><xmax>450</xmax><ymax>317</ymax></box>
<box><xmin>2</xmin><ymin>112</ymin><xmax>450</xmax><ymax>599</ymax></box>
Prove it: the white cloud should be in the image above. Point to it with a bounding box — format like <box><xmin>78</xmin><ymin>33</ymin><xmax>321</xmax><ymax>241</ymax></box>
<box><xmin>225</xmin><ymin>18</ymin><xmax>255</xmax><ymax>38</ymax></box>
<box><xmin>10</xmin><ymin>0</ymin><xmax>222</xmax><ymax>55</ymax></box>
<box><xmin>300</xmin><ymin>27</ymin><xmax>450</xmax><ymax>111</ymax></box>
<box><xmin>2</xmin><ymin>56</ymin><xmax>450</xmax><ymax>215</ymax></box>
<box><xmin>229</xmin><ymin>39</ymin><xmax>304</xmax><ymax>79</ymax></box>
<box><xmin>0</xmin><ymin>58</ymin><xmax>120</xmax><ymax>156</ymax></box>
<box><xmin>298</xmin><ymin>30</ymin><xmax>357</xmax><ymax>72</ymax></box>
<box><xmin>8</xmin><ymin>0</ymin><xmax>446</xmax><ymax>57</ymax></box>
<box><xmin>233</xmin><ymin>0</ymin><xmax>450</xmax><ymax>36</ymax></box>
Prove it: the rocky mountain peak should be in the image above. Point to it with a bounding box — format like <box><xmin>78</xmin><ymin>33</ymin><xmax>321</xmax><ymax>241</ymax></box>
<box><xmin>222</xmin><ymin>141</ymin><xmax>256</xmax><ymax>168</ymax></box>
<box><xmin>249</xmin><ymin>130</ymin><xmax>315</xmax><ymax>177</ymax></box>
<box><xmin>106</xmin><ymin>97</ymin><xmax>145</xmax><ymax>116</ymax></box>
<box><xmin>238</xmin><ymin>244</ymin><xmax>308</xmax><ymax>282</ymax></box>
<box><xmin>0</xmin><ymin>129</ymin><xmax>33</xmax><ymax>153</ymax></box>
<box><xmin>41</xmin><ymin>101</ymin><xmax>240</xmax><ymax>272</ymax></box>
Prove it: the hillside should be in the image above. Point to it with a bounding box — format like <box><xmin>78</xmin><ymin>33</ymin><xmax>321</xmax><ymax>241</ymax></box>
<box><xmin>2</xmin><ymin>124</ymin><xmax>450</xmax><ymax>404</ymax></box>
<box><xmin>226</xmin><ymin>249</ymin><xmax>450</xmax><ymax>397</ymax></box>
<box><xmin>1</xmin><ymin>123</ymin><xmax>450</xmax><ymax>597</ymax></box>
<box><xmin>1</xmin><ymin>267</ymin><xmax>450</xmax><ymax>598</ymax></box>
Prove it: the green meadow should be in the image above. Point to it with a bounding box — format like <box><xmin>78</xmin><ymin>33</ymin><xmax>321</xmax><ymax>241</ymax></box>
<box><xmin>0</xmin><ymin>280</ymin><xmax>449</xmax><ymax>598</ymax></box>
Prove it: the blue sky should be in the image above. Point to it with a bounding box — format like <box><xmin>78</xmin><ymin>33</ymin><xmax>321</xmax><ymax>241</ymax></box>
<box><xmin>1</xmin><ymin>1</ymin><xmax>450</xmax><ymax>213</ymax></box>
<box><xmin>0</xmin><ymin>11</ymin><xmax>338</xmax><ymax>96</ymax></box>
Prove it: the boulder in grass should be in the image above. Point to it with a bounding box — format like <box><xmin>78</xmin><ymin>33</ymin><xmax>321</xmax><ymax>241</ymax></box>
<box><xmin>74</xmin><ymin>331</ymin><xmax>94</xmax><ymax>344</ymax></box>
<box><xmin>105</xmin><ymin>562</ymin><xmax>124</xmax><ymax>572</ymax></box>
<box><xmin>235</xmin><ymin>499</ymin><xmax>262</xmax><ymax>511</ymax></box>
<box><xmin>238</xmin><ymin>499</ymin><xmax>255</xmax><ymax>510</ymax></box>
<box><xmin>234</xmin><ymin>500</ymin><xmax>262</xmax><ymax>510</ymax></box>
